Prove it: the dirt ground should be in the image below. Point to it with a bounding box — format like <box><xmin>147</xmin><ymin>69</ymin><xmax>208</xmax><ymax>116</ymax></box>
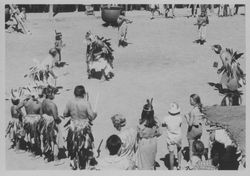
<box><xmin>5</xmin><ymin>8</ymin><xmax>245</xmax><ymax>170</ymax></box>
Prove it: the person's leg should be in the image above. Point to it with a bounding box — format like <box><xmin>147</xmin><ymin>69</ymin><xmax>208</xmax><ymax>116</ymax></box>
<box><xmin>188</xmin><ymin>139</ymin><xmax>194</xmax><ymax>161</ymax></box>
<box><xmin>169</xmin><ymin>150</ymin><xmax>175</xmax><ymax>170</ymax></box>
<box><xmin>177</xmin><ymin>146</ymin><xmax>182</xmax><ymax>169</ymax></box>
<box><xmin>172</xmin><ymin>4</ymin><xmax>175</xmax><ymax>17</ymax></box>
<box><xmin>54</xmin><ymin>124</ymin><xmax>65</xmax><ymax>166</ymax></box>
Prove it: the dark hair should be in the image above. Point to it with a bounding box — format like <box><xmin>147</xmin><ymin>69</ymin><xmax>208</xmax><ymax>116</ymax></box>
<box><xmin>140</xmin><ymin>99</ymin><xmax>157</xmax><ymax>128</ymax></box>
<box><xmin>192</xmin><ymin>140</ymin><xmax>205</xmax><ymax>157</ymax></box>
<box><xmin>210</xmin><ymin>141</ymin><xmax>225</xmax><ymax>166</ymax></box>
<box><xmin>42</xmin><ymin>85</ymin><xmax>57</xmax><ymax>99</ymax></box>
<box><xmin>190</xmin><ymin>94</ymin><xmax>203</xmax><ymax>112</ymax></box>
<box><xmin>106</xmin><ymin>135</ymin><xmax>122</xmax><ymax>155</ymax></box>
<box><xmin>11</xmin><ymin>99</ymin><xmax>20</xmax><ymax>105</ymax></box>
<box><xmin>74</xmin><ymin>85</ymin><xmax>86</xmax><ymax>98</ymax></box>
<box><xmin>140</xmin><ymin>110</ymin><xmax>157</xmax><ymax>128</ymax></box>
<box><xmin>219</xmin><ymin>145</ymin><xmax>239</xmax><ymax>170</ymax></box>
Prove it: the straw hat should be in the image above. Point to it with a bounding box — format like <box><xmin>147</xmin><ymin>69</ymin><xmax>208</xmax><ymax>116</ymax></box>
<box><xmin>168</xmin><ymin>102</ymin><xmax>181</xmax><ymax>115</ymax></box>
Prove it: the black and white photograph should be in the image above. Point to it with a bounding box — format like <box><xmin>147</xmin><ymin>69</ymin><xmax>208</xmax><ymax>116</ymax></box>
<box><xmin>3</xmin><ymin>0</ymin><xmax>247</xmax><ymax>172</ymax></box>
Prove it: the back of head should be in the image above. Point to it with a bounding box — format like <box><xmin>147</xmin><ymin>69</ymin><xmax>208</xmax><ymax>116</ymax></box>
<box><xmin>42</xmin><ymin>85</ymin><xmax>57</xmax><ymax>99</ymax></box>
<box><xmin>219</xmin><ymin>145</ymin><xmax>239</xmax><ymax>170</ymax></box>
<box><xmin>106</xmin><ymin>135</ymin><xmax>122</xmax><ymax>155</ymax></box>
<box><xmin>111</xmin><ymin>114</ymin><xmax>126</xmax><ymax>130</ymax></box>
<box><xmin>192</xmin><ymin>140</ymin><xmax>205</xmax><ymax>157</ymax></box>
<box><xmin>74</xmin><ymin>85</ymin><xmax>86</xmax><ymax>98</ymax></box>
<box><xmin>140</xmin><ymin>98</ymin><xmax>156</xmax><ymax>128</ymax></box>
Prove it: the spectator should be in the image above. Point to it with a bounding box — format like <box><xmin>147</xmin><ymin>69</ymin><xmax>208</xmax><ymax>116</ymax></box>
<box><xmin>97</xmin><ymin>135</ymin><xmax>135</xmax><ymax>170</ymax></box>
<box><xmin>136</xmin><ymin>99</ymin><xmax>161</xmax><ymax>170</ymax></box>
<box><xmin>184</xmin><ymin>94</ymin><xmax>204</xmax><ymax>161</ymax></box>
<box><xmin>111</xmin><ymin>114</ymin><xmax>138</xmax><ymax>161</ymax></box>
<box><xmin>186</xmin><ymin>140</ymin><xmax>204</xmax><ymax>169</ymax></box>
<box><xmin>162</xmin><ymin>102</ymin><xmax>182</xmax><ymax>170</ymax></box>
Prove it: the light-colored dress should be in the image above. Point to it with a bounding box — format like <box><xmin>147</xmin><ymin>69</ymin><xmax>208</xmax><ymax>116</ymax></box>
<box><xmin>187</xmin><ymin>106</ymin><xmax>203</xmax><ymax>140</ymax></box>
<box><xmin>136</xmin><ymin>122</ymin><xmax>161</xmax><ymax>170</ymax></box>
<box><xmin>118</xmin><ymin>128</ymin><xmax>138</xmax><ymax>161</ymax></box>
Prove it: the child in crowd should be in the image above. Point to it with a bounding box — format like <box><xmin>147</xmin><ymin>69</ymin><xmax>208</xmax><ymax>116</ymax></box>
<box><xmin>162</xmin><ymin>102</ymin><xmax>182</xmax><ymax>170</ymax></box>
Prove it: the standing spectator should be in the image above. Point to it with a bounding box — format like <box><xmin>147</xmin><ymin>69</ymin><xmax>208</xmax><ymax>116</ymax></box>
<box><xmin>223</xmin><ymin>4</ymin><xmax>228</xmax><ymax>17</ymax></box>
<box><xmin>228</xmin><ymin>4</ymin><xmax>235</xmax><ymax>16</ymax></box>
<box><xmin>184</xmin><ymin>94</ymin><xmax>203</xmax><ymax>161</ymax></box>
<box><xmin>162</xmin><ymin>102</ymin><xmax>182</xmax><ymax>170</ymax></box>
<box><xmin>97</xmin><ymin>135</ymin><xmax>136</xmax><ymax>170</ymax></box>
<box><xmin>189</xmin><ymin>4</ymin><xmax>198</xmax><ymax>17</ymax></box>
<box><xmin>195</xmin><ymin>10</ymin><xmax>209</xmax><ymax>45</ymax></box>
<box><xmin>165</xmin><ymin>4</ymin><xmax>175</xmax><ymax>18</ymax></box>
<box><xmin>218</xmin><ymin>4</ymin><xmax>224</xmax><ymax>17</ymax></box>
<box><xmin>136</xmin><ymin>99</ymin><xmax>161</xmax><ymax>170</ymax></box>
<box><xmin>149</xmin><ymin>4</ymin><xmax>161</xmax><ymax>19</ymax></box>
<box><xmin>111</xmin><ymin>114</ymin><xmax>138</xmax><ymax>162</ymax></box>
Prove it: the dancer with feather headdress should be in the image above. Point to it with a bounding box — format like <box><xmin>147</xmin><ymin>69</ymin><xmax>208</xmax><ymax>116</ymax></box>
<box><xmin>6</xmin><ymin>88</ymin><xmax>25</xmax><ymax>150</ymax></box>
<box><xmin>209</xmin><ymin>45</ymin><xmax>245</xmax><ymax>106</ymax></box>
<box><xmin>24</xmin><ymin>48</ymin><xmax>59</xmax><ymax>87</ymax></box>
<box><xmin>85</xmin><ymin>31</ymin><xmax>114</xmax><ymax>81</ymax></box>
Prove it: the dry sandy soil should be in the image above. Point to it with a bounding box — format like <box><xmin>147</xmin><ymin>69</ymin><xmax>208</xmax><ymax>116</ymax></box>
<box><xmin>5</xmin><ymin>8</ymin><xmax>245</xmax><ymax>170</ymax></box>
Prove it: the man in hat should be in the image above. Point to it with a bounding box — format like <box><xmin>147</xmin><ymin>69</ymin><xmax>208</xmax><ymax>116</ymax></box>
<box><xmin>63</xmin><ymin>85</ymin><xmax>97</xmax><ymax>169</ymax></box>
<box><xmin>111</xmin><ymin>114</ymin><xmax>137</xmax><ymax>162</ymax></box>
<box><xmin>162</xmin><ymin>102</ymin><xmax>182</xmax><ymax>170</ymax></box>
<box><xmin>40</xmin><ymin>85</ymin><xmax>64</xmax><ymax>165</ymax></box>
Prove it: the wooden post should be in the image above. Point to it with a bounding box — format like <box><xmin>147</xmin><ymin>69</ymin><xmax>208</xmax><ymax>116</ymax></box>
<box><xmin>49</xmin><ymin>4</ymin><xmax>53</xmax><ymax>19</ymax></box>
<box><xmin>75</xmin><ymin>5</ymin><xmax>79</xmax><ymax>12</ymax></box>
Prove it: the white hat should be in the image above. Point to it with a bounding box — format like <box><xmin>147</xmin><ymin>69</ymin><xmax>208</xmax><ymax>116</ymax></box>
<box><xmin>168</xmin><ymin>102</ymin><xmax>181</xmax><ymax>115</ymax></box>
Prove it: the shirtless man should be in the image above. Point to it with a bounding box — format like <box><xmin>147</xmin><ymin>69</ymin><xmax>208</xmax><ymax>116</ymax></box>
<box><xmin>17</xmin><ymin>90</ymin><xmax>42</xmax><ymax>155</ymax></box>
<box><xmin>40</xmin><ymin>86</ymin><xmax>64</xmax><ymax>165</ymax></box>
<box><xmin>63</xmin><ymin>85</ymin><xmax>97</xmax><ymax>169</ymax></box>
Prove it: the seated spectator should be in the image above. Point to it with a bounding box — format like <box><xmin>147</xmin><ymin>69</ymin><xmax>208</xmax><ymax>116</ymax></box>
<box><xmin>186</xmin><ymin>140</ymin><xmax>204</xmax><ymax>170</ymax></box>
<box><xmin>97</xmin><ymin>135</ymin><xmax>135</xmax><ymax>170</ymax></box>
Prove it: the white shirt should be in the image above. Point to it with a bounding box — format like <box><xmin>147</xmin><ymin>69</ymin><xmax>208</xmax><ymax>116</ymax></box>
<box><xmin>162</xmin><ymin>114</ymin><xmax>182</xmax><ymax>142</ymax></box>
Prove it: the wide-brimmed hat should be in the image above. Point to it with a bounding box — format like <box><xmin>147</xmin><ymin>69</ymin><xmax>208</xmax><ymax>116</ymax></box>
<box><xmin>111</xmin><ymin>114</ymin><xmax>126</xmax><ymax>128</ymax></box>
<box><xmin>168</xmin><ymin>102</ymin><xmax>181</xmax><ymax>115</ymax></box>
